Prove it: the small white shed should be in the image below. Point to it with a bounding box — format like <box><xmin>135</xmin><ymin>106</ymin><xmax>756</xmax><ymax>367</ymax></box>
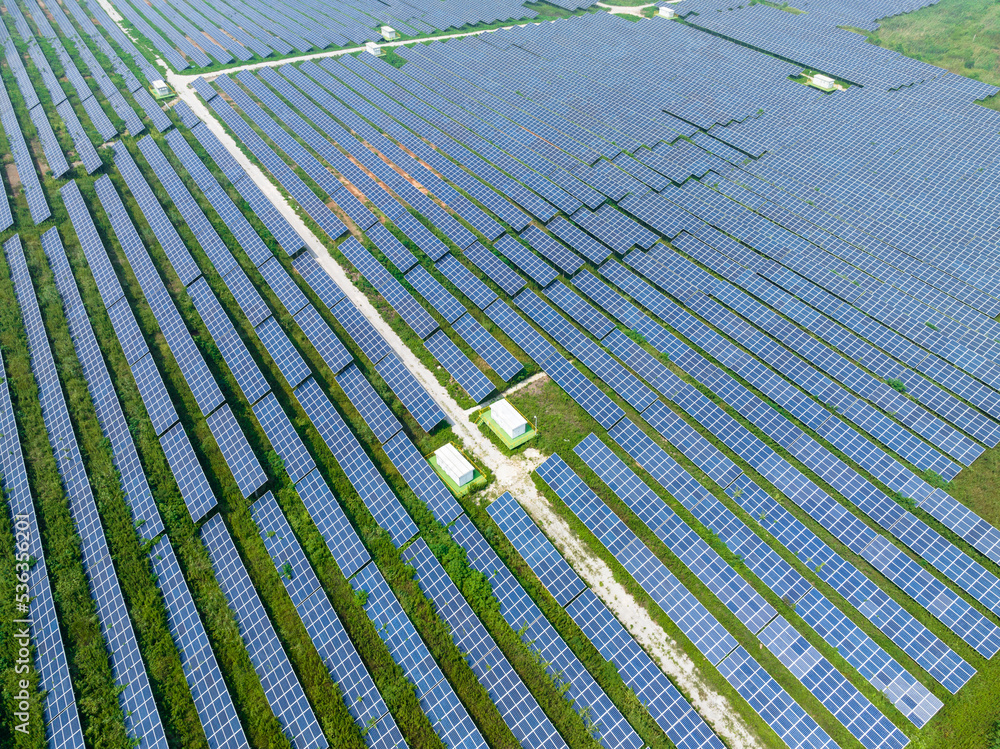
<box><xmin>813</xmin><ymin>74</ymin><xmax>836</xmax><ymax>91</ymax></box>
<box><xmin>658</xmin><ymin>6</ymin><xmax>677</xmax><ymax>18</ymax></box>
<box><xmin>491</xmin><ymin>399</ymin><xmax>528</xmax><ymax>439</ymax></box>
<box><xmin>435</xmin><ymin>444</ymin><xmax>475</xmax><ymax>486</ymax></box>
<box><xmin>151</xmin><ymin>79</ymin><xmax>170</xmax><ymax>96</ymax></box>
<box><xmin>365</xmin><ymin>41</ymin><xmax>384</xmax><ymax>57</ymax></box>
<box><xmin>381</xmin><ymin>26</ymin><xmax>397</xmax><ymax>41</ymax></box>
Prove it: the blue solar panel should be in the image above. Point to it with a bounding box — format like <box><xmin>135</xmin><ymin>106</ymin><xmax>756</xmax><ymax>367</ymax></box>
<box><xmin>716</xmin><ymin>646</ymin><xmax>837</xmax><ymax>749</ymax></box>
<box><xmin>293</xmin><ymin>254</ymin><xmax>346</xmax><ymax>312</ymax></box>
<box><xmin>382</xmin><ymin>432</ymin><xmax>461</xmax><ymax>524</ymax></box>
<box><xmin>487</xmin><ymin>492</ymin><xmax>585</xmax><ymax>607</ymax></box>
<box><xmin>253</xmin><ymin>393</ymin><xmax>316</xmax><ymax>483</ymax></box>
<box><xmin>451</xmin><ymin>314</ymin><xmax>524</xmax><ymax>382</ymax></box>
<box><xmin>294</xmin><ymin>469</ymin><xmax>370</xmax><ymax>578</ymax></box>
<box><xmin>331</xmin><ymin>298</ymin><xmax>394</xmax><ymax>365</ymax></box>
<box><xmin>259</xmin><ymin>257</ymin><xmax>309</xmax><ymax>316</ymax></box>
<box><xmin>449</xmin><ymin>516</ymin><xmax>643</xmax><ymax>749</ymax></box>
<box><xmin>424</xmin><ymin>330</ymin><xmax>495</xmax><ymax>403</ymax></box>
<box><xmin>465</xmin><ymin>241</ymin><xmax>526</xmax><ymax>296</ymax></box>
<box><xmin>521</xmin><ymin>225</ymin><xmax>584</xmax><ymax>275</ymax></box>
<box><xmin>375</xmin><ymin>354</ymin><xmax>447</xmax><ymax>432</ymax></box>
<box><xmin>494</xmin><ymin>234</ymin><xmax>557</xmax><ymax>287</ymax></box>
<box><xmin>368</xmin><ymin>222</ymin><xmax>418</xmax><ymax>272</ymax></box>
<box><xmin>130</xmin><ymin>353</ymin><xmax>181</xmax><ymax>436</ymax></box>
<box><xmin>250</xmin><ymin>492</ymin><xmax>398</xmax><ymax>741</ymax></box>
<box><xmin>295</xmin><ymin>378</ymin><xmax>417</xmax><ymax>546</ymax></box>
<box><xmin>149</xmin><ymin>538</ymin><xmax>247</xmax><ymax>749</ymax></box>
<box><xmin>576</xmin><ymin>432</ymin><xmax>776</xmax><ymax>634</ymax></box>
<box><xmin>294</xmin><ymin>304</ymin><xmax>353</xmax><ymax>375</ymax></box>
<box><xmin>393</xmin><ymin>212</ymin><xmax>450</xmax><ymax>260</ymax></box>
<box><xmin>350</xmin><ymin>563</ymin><xmax>488</xmax><ymax>749</ymax></box>
<box><xmin>188</xmin><ymin>278</ymin><xmax>270</xmax><ymax>405</ymax></box>
<box><xmin>406</xmin><ymin>266</ymin><xmax>467</xmax><ymax>323</ymax></box>
<box><xmin>222</xmin><ymin>264</ymin><xmax>271</xmax><ymax>326</ymax></box>
<box><xmin>436</xmin><ymin>254</ymin><xmax>498</xmax><ymax>310</ymax></box>
<box><xmin>340</xmin><ymin>236</ymin><xmax>438</xmax><ymax>340</ymax></box>
<box><xmin>547</xmin><ymin>216</ymin><xmax>613</xmax><ymax>264</ymax></box>
<box><xmin>207</xmin><ymin>404</ymin><xmax>267</xmax><ymax>498</ymax></box>
<box><xmin>404</xmin><ymin>539</ymin><xmax>568</xmax><ymax>749</ymax></box>
<box><xmin>337</xmin><ymin>363</ymin><xmax>402</xmax><ymax>443</ymax></box>
<box><xmin>200</xmin><ymin>515</ymin><xmax>328</xmax><ymax>749</ymax></box>
<box><xmin>536</xmin><ymin>455</ymin><xmax>737</xmax><ymax>664</ymax></box>
<box><xmin>544</xmin><ymin>281</ymin><xmax>616</xmax><ymax>340</ymax></box>
<box><xmin>160</xmin><ymin>423</ymin><xmax>218</xmax><ymax>522</ymax></box>
<box><xmin>256</xmin><ymin>316</ymin><xmax>312</xmax><ymax>389</ymax></box>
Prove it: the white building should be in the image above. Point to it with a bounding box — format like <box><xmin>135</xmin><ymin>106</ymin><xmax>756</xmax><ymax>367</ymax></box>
<box><xmin>435</xmin><ymin>444</ymin><xmax>475</xmax><ymax>486</ymax></box>
<box><xmin>813</xmin><ymin>74</ymin><xmax>836</xmax><ymax>91</ymax></box>
<box><xmin>365</xmin><ymin>41</ymin><xmax>383</xmax><ymax>57</ymax></box>
<box><xmin>658</xmin><ymin>6</ymin><xmax>677</xmax><ymax>18</ymax></box>
<box><xmin>491</xmin><ymin>399</ymin><xmax>528</xmax><ymax>439</ymax></box>
<box><xmin>151</xmin><ymin>79</ymin><xmax>170</xmax><ymax>96</ymax></box>
<box><xmin>381</xmin><ymin>26</ymin><xmax>397</xmax><ymax>41</ymax></box>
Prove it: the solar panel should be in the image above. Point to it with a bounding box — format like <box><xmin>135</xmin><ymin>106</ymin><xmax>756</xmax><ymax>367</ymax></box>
<box><xmin>331</xmin><ymin>298</ymin><xmax>393</xmax><ymax>365</ymax></box>
<box><xmin>253</xmin><ymin>393</ymin><xmax>315</xmax><ymax>483</ymax></box>
<box><xmin>451</xmin><ymin>314</ymin><xmax>524</xmax><ymax>382</ymax></box>
<box><xmin>547</xmin><ymin>216</ymin><xmax>613</xmax><ymax>264</ymax></box>
<box><xmin>250</xmin><ymin>492</ymin><xmax>397</xmax><ymax>739</ymax></box>
<box><xmin>256</xmin><ymin>316</ymin><xmax>312</xmax><ymax>389</ymax></box>
<box><xmin>494</xmin><ymin>234</ymin><xmax>557</xmax><ymax>287</ymax></box>
<box><xmin>149</xmin><ymin>538</ymin><xmax>247</xmax><ymax>749</ymax></box>
<box><xmin>350</xmin><ymin>563</ymin><xmax>488</xmax><ymax>749</ymax></box>
<box><xmin>294</xmin><ymin>304</ymin><xmax>354</xmax><ymax>375</ymax></box>
<box><xmin>406</xmin><ymin>266</ymin><xmax>466</xmax><ymax>323</ymax></box>
<box><xmin>293</xmin><ymin>254</ymin><xmax>346</xmax><ymax>312</ymax></box>
<box><xmin>160</xmin><ymin>423</ymin><xmax>218</xmax><ymax>522</ymax></box>
<box><xmin>188</xmin><ymin>278</ymin><xmax>270</xmax><ymax>405</ymax></box>
<box><xmin>759</xmin><ymin>617</ymin><xmax>907</xmax><ymax>749</ymax></box>
<box><xmin>464</xmin><ymin>241</ymin><xmax>526</xmax><ymax>296</ymax></box>
<box><xmin>294</xmin><ymin>469</ymin><xmax>370</xmax><ymax>578</ymax></box>
<box><xmin>259</xmin><ymin>257</ymin><xmax>309</xmax><ymax>316</ymax></box>
<box><xmin>200</xmin><ymin>515</ymin><xmax>328</xmax><ymax>749</ymax></box>
<box><xmin>340</xmin><ymin>237</ymin><xmax>438</xmax><ymax>340</ymax></box>
<box><xmin>222</xmin><ymin>264</ymin><xmax>271</xmax><ymax>326</ymax></box>
<box><xmin>382</xmin><ymin>432</ymin><xmax>461</xmax><ymax>524</ymax></box>
<box><xmin>30</xmin><ymin>104</ymin><xmax>69</xmax><ymax>178</ymax></box>
<box><xmin>521</xmin><ymin>226</ymin><xmax>584</xmax><ymax>275</ymax></box>
<box><xmin>544</xmin><ymin>281</ymin><xmax>616</xmax><ymax>340</ymax></box>
<box><xmin>207</xmin><ymin>404</ymin><xmax>267</xmax><ymax>498</ymax></box>
<box><xmin>565</xmin><ymin>591</ymin><xmax>725</xmax><ymax>749</ymax></box>
<box><xmin>295</xmin><ymin>378</ymin><xmax>417</xmax><ymax>546</ymax></box>
<box><xmin>449</xmin><ymin>515</ymin><xmax>643</xmax><ymax>749</ymax></box>
<box><xmin>404</xmin><ymin>539</ymin><xmax>568</xmax><ymax>749</ymax></box>
<box><xmin>424</xmin><ymin>330</ymin><xmax>495</xmax><ymax>403</ymax></box>
<box><xmin>536</xmin><ymin>455</ymin><xmax>737</xmax><ymax>664</ymax></box>
<box><xmin>393</xmin><ymin>212</ymin><xmax>450</xmax><ymax>261</ymax></box>
<box><xmin>487</xmin><ymin>492</ymin><xmax>585</xmax><ymax>607</ymax></box>
<box><xmin>131</xmin><ymin>353</ymin><xmax>181</xmax><ymax>436</ymax></box>
<box><xmin>337</xmin><ymin>363</ymin><xmax>402</xmax><ymax>444</ymax></box>
<box><xmin>374</xmin><ymin>354</ymin><xmax>447</xmax><ymax>432</ymax></box>
<box><xmin>436</xmin><ymin>255</ymin><xmax>497</xmax><ymax>310</ymax></box>
<box><xmin>367</xmin><ymin>222</ymin><xmax>418</xmax><ymax>272</ymax></box>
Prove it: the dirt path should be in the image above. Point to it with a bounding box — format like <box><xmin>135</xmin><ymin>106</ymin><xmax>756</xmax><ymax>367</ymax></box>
<box><xmin>169</xmin><ymin>37</ymin><xmax>760</xmax><ymax>749</ymax></box>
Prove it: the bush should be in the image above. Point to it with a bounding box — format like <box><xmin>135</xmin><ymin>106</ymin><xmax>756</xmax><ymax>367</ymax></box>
<box><xmin>923</xmin><ymin>469</ymin><xmax>950</xmax><ymax>490</ymax></box>
<box><xmin>885</xmin><ymin>377</ymin><xmax>907</xmax><ymax>393</ymax></box>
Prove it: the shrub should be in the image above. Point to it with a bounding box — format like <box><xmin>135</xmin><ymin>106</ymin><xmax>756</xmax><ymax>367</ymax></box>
<box><xmin>885</xmin><ymin>377</ymin><xmax>907</xmax><ymax>394</ymax></box>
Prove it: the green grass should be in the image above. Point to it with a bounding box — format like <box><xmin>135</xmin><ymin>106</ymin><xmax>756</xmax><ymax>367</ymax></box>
<box><xmin>859</xmin><ymin>0</ymin><xmax>1000</xmax><ymax>107</ymax></box>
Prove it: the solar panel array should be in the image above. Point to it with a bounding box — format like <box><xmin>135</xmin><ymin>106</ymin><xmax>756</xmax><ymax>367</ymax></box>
<box><xmin>424</xmin><ymin>330</ymin><xmax>495</xmax><ymax>403</ymax></box>
<box><xmin>0</xmin><ymin>330</ymin><xmax>84</xmax><ymax>747</ymax></box>
<box><xmin>350</xmin><ymin>562</ymin><xmax>488</xmax><ymax>749</ymax></box>
<box><xmin>337</xmin><ymin>362</ymin><xmax>403</xmax><ymax>444</ymax></box>
<box><xmin>251</xmin><ymin>493</ymin><xmax>405</xmax><ymax>747</ymax></box>
<box><xmin>201</xmin><ymin>515</ymin><xmax>327</xmax><ymax>749</ymax></box>
<box><xmin>375</xmin><ymin>353</ymin><xmax>447</xmax><ymax>431</ymax></box>
<box><xmin>403</xmin><ymin>538</ymin><xmax>569</xmax><ymax>749</ymax></box>
<box><xmin>449</xmin><ymin>515</ymin><xmax>643</xmax><ymax>749</ymax></box>
<box><xmin>148</xmin><ymin>538</ymin><xmax>248</xmax><ymax>749</ymax></box>
<box><xmin>295</xmin><ymin>377</ymin><xmax>417</xmax><ymax>546</ymax></box>
<box><xmin>6</xmin><ymin>234</ymin><xmax>168</xmax><ymax>749</ymax></box>
<box><xmin>207</xmin><ymin>404</ymin><xmax>268</xmax><ymax>498</ymax></box>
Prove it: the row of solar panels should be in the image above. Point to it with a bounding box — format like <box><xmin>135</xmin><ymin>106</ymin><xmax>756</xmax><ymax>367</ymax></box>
<box><xmin>323</xmin><ymin>29</ymin><xmax>1000</xmax><ymax>610</ymax></box>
